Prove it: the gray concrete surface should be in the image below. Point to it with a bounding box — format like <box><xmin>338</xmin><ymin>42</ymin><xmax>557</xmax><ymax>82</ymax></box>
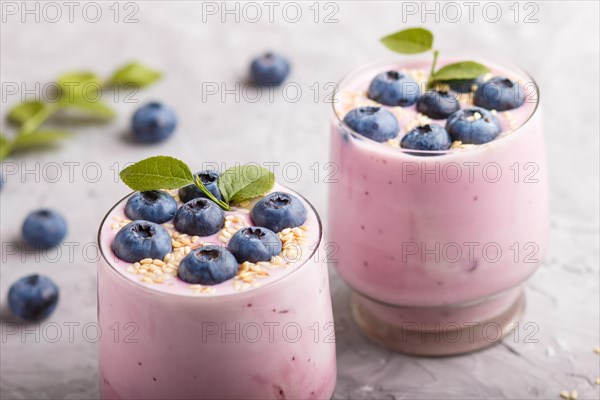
<box><xmin>1</xmin><ymin>1</ymin><xmax>599</xmax><ymax>399</ymax></box>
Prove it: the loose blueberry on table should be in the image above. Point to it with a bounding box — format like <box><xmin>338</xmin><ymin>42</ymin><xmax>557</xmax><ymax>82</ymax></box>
<box><xmin>250</xmin><ymin>52</ymin><xmax>290</xmax><ymax>87</ymax></box>
<box><xmin>8</xmin><ymin>274</ymin><xmax>59</xmax><ymax>321</ymax></box>
<box><xmin>131</xmin><ymin>102</ymin><xmax>177</xmax><ymax>144</ymax></box>
<box><xmin>22</xmin><ymin>209</ymin><xmax>67</xmax><ymax>249</ymax></box>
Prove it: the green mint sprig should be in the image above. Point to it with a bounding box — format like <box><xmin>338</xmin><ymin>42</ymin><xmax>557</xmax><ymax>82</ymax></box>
<box><xmin>119</xmin><ymin>156</ymin><xmax>275</xmax><ymax>211</ymax></box>
<box><xmin>380</xmin><ymin>27</ymin><xmax>489</xmax><ymax>89</ymax></box>
<box><xmin>1</xmin><ymin>62</ymin><xmax>161</xmax><ymax>161</ymax></box>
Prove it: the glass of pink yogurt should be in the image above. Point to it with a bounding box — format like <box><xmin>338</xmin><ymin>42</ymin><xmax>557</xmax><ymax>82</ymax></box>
<box><xmin>328</xmin><ymin>56</ymin><xmax>548</xmax><ymax>355</ymax></box>
<box><xmin>97</xmin><ymin>184</ymin><xmax>336</xmax><ymax>399</ymax></box>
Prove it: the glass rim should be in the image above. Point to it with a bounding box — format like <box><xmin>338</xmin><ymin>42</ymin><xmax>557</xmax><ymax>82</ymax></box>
<box><xmin>331</xmin><ymin>55</ymin><xmax>541</xmax><ymax>155</ymax></box>
<box><xmin>96</xmin><ymin>185</ymin><xmax>324</xmax><ymax>299</ymax></box>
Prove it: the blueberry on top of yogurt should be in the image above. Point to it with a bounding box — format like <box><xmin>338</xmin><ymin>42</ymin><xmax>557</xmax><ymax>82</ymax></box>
<box><xmin>125</xmin><ymin>190</ymin><xmax>177</xmax><ymax>224</ymax></box>
<box><xmin>251</xmin><ymin>192</ymin><xmax>307</xmax><ymax>233</ymax></box>
<box><xmin>446</xmin><ymin>107</ymin><xmax>502</xmax><ymax>144</ymax></box>
<box><xmin>228</xmin><ymin>226</ymin><xmax>282</xmax><ymax>263</ymax></box>
<box><xmin>474</xmin><ymin>76</ymin><xmax>525</xmax><ymax>111</ymax></box>
<box><xmin>416</xmin><ymin>90</ymin><xmax>460</xmax><ymax>120</ymax></box>
<box><xmin>174</xmin><ymin>198</ymin><xmax>225</xmax><ymax>236</ymax></box>
<box><xmin>367</xmin><ymin>70</ymin><xmax>421</xmax><ymax>107</ymax></box>
<box><xmin>343</xmin><ymin>106</ymin><xmax>399</xmax><ymax>143</ymax></box>
<box><xmin>112</xmin><ymin>220</ymin><xmax>172</xmax><ymax>263</ymax></box>
<box><xmin>400</xmin><ymin>123</ymin><xmax>451</xmax><ymax>153</ymax></box>
<box><xmin>179</xmin><ymin>170</ymin><xmax>223</xmax><ymax>203</ymax></box>
<box><xmin>178</xmin><ymin>245</ymin><xmax>238</xmax><ymax>285</ymax></box>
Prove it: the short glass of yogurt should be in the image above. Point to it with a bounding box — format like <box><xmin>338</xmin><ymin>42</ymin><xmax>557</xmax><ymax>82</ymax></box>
<box><xmin>328</xmin><ymin>55</ymin><xmax>548</xmax><ymax>355</ymax></box>
<box><xmin>97</xmin><ymin>183</ymin><xmax>336</xmax><ymax>399</ymax></box>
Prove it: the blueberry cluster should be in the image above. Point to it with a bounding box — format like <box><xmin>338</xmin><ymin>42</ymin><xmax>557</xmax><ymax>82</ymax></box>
<box><xmin>343</xmin><ymin>69</ymin><xmax>525</xmax><ymax>153</ymax></box>
<box><xmin>112</xmin><ymin>186</ymin><xmax>307</xmax><ymax>286</ymax></box>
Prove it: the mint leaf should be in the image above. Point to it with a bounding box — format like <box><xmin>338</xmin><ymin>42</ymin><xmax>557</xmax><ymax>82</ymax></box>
<box><xmin>57</xmin><ymin>71</ymin><xmax>103</xmax><ymax>102</ymax></box>
<box><xmin>432</xmin><ymin>61</ymin><xmax>490</xmax><ymax>81</ymax></box>
<box><xmin>13</xmin><ymin>130</ymin><xmax>71</xmax><ymax>149</ymax></box>
<box><xmin>380</xmin><ymin>27</ymin><xmax>433</xmax><ymax>54</ymax></box>
<box><xmin>19</xmin><ymin>103</ymin><xmax>61</xmax><ymax>135</ymax></box>
<box><xmin>7</xmin><ymin>101</ymin><xmax>46</xmax><ymax>125</ymax></box>
<box><xmin>218</xmin><ymin>165</ymin><xmax>275</xmax><ymax>204</ymax></box>
<box><xmin>60</xmin><ymin>97</ymin><xmax>116</xmax><ymax>119</ymax></box>
<box><xmin>109</xmin><ymin>62</ymin><xmax>161</xmax><ymax>88</ymax></box>
<box><xmin>0</xmin><ymin>134</ymin><xmax>13</xmax><ymax>160</ymax></box>
<box><xmin>120</xmin><ymin>156</ymin><xmax>194</xmax><ymax>191</ymax></box>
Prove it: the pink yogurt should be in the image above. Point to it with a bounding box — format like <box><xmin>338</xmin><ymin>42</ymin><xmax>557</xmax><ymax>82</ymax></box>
<box><xmin>97</xmin><ymin>185</ymin><xmax>336</xmax><ymax>399</ymax></box>
<box><xmin>328</xmin><ymin>57</ymin><xmax>549</xmax><ymax>354</ymax></box>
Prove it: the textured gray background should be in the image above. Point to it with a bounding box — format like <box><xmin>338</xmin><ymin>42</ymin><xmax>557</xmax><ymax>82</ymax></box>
<box><xmin>1</xmin><ymin>1</ymin><xmax>599</xmax><ymax>399</ymax></box>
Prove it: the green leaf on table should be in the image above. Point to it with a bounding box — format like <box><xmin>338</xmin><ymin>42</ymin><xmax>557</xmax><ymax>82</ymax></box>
<box><xmin>7</xmin><ymin>101</ymin><xmax>47</xmax><ymax>125</ymax></box>
<box><xmin>218</xmin><ymin>165</ymin><xmax>275</xmax><ymax>204</ymax></box>
<box><xmin>57</xmin><ymin>71</ymin><xmax>103</xmax><ymax>101</ymax></box>
<box><xmin>380</xmin><ymin>27</ymin><xmax>434</xmax><ymax>54</ymax></box>
<box><xmin>60</xmin><ymin>97</ymin><xmax>116</xmax><ymax>119</ymax></box>
<box><xmin>0</xmin><ymin>134</ymin><xmax>13</xmax><ymax>160</ymax></box>
<box><xmin>432</xmin><ymin>61</ymin><xmax>490</xmax><ymax>82</ymax></box>
<box><xmin>12</xmin><ymin>130</ymin><xmax>71</xmax><ymax>149</ymax></box>
<box><xmin>109</xmin><ymin>62</ymin><xmax>162</xmax><ymax>88</ymax></box>
<box><xmin>120</xmin><ymin>156</ymin><xmax>194</xmax><ymax>191</ymax></box>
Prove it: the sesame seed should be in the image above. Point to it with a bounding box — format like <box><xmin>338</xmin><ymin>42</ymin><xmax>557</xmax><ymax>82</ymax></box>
<box><xmin>570</xmin><ymin>390</ymin><xmax>578</xmax><ymax>400</ymax></box>
<box><xmin>560</xmin><ymin>391</ymin><xmax>569</xmax><ymax>399</ymax></box>
<box><xmin>140</xmin><ymin>258</ymin><xmax>153</xmax><ymax>265</ymax></box>
<box><xmin>594</xmin><ymin>346</ymin><xmax>600</xmax><ymax>354</ymax></box>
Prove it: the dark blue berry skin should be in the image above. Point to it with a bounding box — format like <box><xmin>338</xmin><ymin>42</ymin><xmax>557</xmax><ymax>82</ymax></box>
<box><xmin>250</xmin><ymin>53</ymin><xmax>290</xmax><ymax>86</ymax></box>
<box><xmin>447</xmin><ymin>76</ymin><xmax>485</xmax><ymax>93</ymax></box>
<box><xmin>8</xmin><ymin>274</ymin><xmax>59</xmax><ymax>321</ymax></box>
<box><xmin>178</xmin><ymin>171</ymin><xmax>223</xmax><ymax>203</ymax></box>
<box><xmin>132</xmin><ymin>102</ymin><xmax>177</xmax><ymax>144</ymax></box>
<box><xmin>416</xmin><ymin>90</ymin><xmax>460</xmax><ymax>119</ymax></box>
<box><xmin>400</xmin><ymin>124</ymin><xmax>452</xmax><ymax>154</ymax></box>
<box><xmin>174</xmin><ymin>198</ymin><xmax>225</xmax><ymax>237</ymax></box>
<box><xmin>474</xmin><ymin>76</ymin><xmax>525</xmax><ymax>111</ymax></box>
<box><xmin>112</xmin><ymin>220</ymin><xmax>172</xmax><ymax>262</ymax></box>
<box><xmin>125</xmin><ymin>191</ymin><xmax>177</xmax><ymax>224</ymax></box>
<box><xmin>227</xmin><ymin>227</ymin><xmax>282</xmax><ymax>263</ymax></box>
<box><xmin>367</xmin><ymin>71</ymin><xmax>421</xmax><ymax>107</ymax></box>
<box><xmin>343</xmin><ymin>107</ymin><xmax>399</xmax><ymax>143</ymax></box>
<box><xmin>251</xmin><ymin>192</ymin><xmax>307</xmax><ymax>233</ymax></box>
<box><xmin>178</xmin><ymin>245</ymin><xmax>238</xmax><ymax>285</ymax></box>
<box><xmin>446</xmin><ymin>107</ymin><xmax>502</xmax><ymax>145</ymax></box>
<box><xmin>22</xmin><ymin>209</ymin><xmax>67</xmax><ymax>249</ymax></box>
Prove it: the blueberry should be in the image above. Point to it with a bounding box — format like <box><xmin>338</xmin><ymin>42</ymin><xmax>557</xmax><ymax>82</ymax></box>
<box><xmin>447</xmin><ymin>76</ymin><xmax>485</xmax><ymax>93</ymax></box>
<box><xmin>343</xmin><ymin>107</ymin><xmax>399</xmax><ymax>142</ymax></box>
<box><xmin>416</xmin><ymin>90</ymin><xmax>460</xmax><ymax>119</ymax></box>
<box><xmin>474</xmin><ymin>76</ymin><xmax>525</xmax><ymax>111</ymax></box>
<box><xmin>251</xmin><ymin>192</ymin><xmax>307</xmax><ymax>233</ymax></box>
<box><xmin>227</xmin><ymin>227</ymin><xmax>282</xmax><ymax>263</ymax></box>
<box><xmin>22</xmin><ymin>209</ymin><xmax>67</xmax><ymax>249</ymax></box>
<box><xmin>132</xmin><ymin>102</ymin><xmax>177</xmax><ymax>144</ymax></box>
<box><xmin>174</xmin><ymin>198</ymin><xmax>224</xmax><ymax>236</ymax></box>
<box><xmin>178</xmin><ymin>245</ymin><xmax>238</xmax><ymax>285</ymax></box>
<box><xmin>125</xmin><ymin>191</ymin><xmax>177</xmax><ymax>224</ymax></box>
<box><xmin>250</xmin><ymin>52</ymin><xmax>290</xmax><ymax>86</ymax></box>
<box><xmin>446</xmin><ymin>107</ymin><xmax>502</xmax><ymax>144</ymax></box>
<box><xmin>112</xmin><ymin>220</ymin><xmax>172</xmax><ymax>263</ymax></box>
<box><xmin>178</xmin><ymin>170</ymin><xmax>223</xmax><ymax>203</ymax></box>
<box><xmin>400</xmin><ymin>124</ymin><xmax>452</xmax><ymax>154</ymax></box>
<box><xmin>367</xmin><ymin>71</ymin><xmax>421</xmax><ymax>107</ymax></box>
<box><xmin>8</xmin><ymin>274</ymin><xmax>59</xmax><ymax>321</ymax></box>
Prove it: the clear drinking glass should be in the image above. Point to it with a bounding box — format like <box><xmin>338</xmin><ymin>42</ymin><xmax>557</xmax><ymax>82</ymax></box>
<box><xmin>97</xmin><ymin>191</ymin><xmax>337</xmax><ymax>399</ymax></box>
<box><xmin>328</xmin><ymin>56</ymin><xmax>548</xmax><ymax>355</ymax></box>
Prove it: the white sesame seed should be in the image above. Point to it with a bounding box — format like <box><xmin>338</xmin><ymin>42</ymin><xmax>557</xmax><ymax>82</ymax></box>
<box><xmin>140</xmin><ymin>258</ymin><xmax>153</xmax><ymax>264</ymax></box>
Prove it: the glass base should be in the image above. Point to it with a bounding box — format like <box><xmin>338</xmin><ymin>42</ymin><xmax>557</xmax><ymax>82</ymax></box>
<box><xmin>351</xmin><ymin>287</ymin><xmax>525</xmax><ymax>356</ymax></box>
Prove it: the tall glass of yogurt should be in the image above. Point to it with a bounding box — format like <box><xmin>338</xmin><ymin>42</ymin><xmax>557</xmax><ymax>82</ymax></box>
<box><xmin>328</xmin><ymin>56</ymin><xmax>548</xmax><ymax>355</ymax></box>
<box><xmin>97</xmin><ymin>185</ymin><xmax>336</xmax><ymax>399</ymax></box>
